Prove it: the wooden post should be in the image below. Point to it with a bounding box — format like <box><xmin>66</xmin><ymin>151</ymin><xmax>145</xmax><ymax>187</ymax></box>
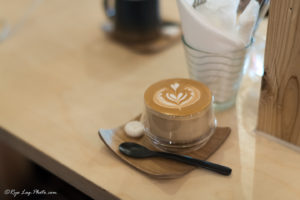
<box><xmin>257</xmin><ymin>0</ymin><xmax>300</xmax><ymax>146</ymax></box>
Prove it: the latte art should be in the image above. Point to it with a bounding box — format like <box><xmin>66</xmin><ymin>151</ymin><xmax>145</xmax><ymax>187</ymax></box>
<box><xmin>153</xmin><ymin>82</ymin><xmax>201</xmax><ymax>110</ymax></box>
<box><xmin>144</xmin><ymin>78</ymin><xmax>211</xmax><ymax>116</ymax></box>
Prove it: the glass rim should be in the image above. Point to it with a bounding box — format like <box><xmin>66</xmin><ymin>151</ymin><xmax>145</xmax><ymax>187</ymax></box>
<box><xmin>182</xmin><ymin>36</ymin><xmax>253</xmax><ymax>54</ymax></box>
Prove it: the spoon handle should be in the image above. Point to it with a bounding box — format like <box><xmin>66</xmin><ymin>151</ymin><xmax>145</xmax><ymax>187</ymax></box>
<box><xmin>157</xmin><ymin>152</ymin><xmax>232</xmax><ymax>176</ymax></box>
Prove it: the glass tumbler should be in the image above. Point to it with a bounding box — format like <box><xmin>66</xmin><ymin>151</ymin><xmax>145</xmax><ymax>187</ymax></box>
<box><xmin>182</xmin><ymin>37</ymin><xmax>252</xmax><ymax>111</ymax></box>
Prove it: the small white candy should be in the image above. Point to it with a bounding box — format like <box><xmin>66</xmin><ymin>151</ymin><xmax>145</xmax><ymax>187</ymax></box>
<box><xmin>124</xmin><ymin>121</ymin><xmax>144</xmax><ymax>138</ymax></box>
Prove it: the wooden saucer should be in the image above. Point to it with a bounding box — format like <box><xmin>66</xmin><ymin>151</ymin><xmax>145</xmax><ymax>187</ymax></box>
<box><xmin>102</xmin><ymin>21</ymin><xmax>181</xmax><ymax>53</ymax></box>
<box><xmin>98</xmin><ymin>116</ymin><xmax>231</xmax><ymax>179</ymax></box>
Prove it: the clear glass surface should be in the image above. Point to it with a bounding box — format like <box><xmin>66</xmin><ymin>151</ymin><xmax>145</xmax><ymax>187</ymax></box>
<box><xmin>182</xmin><ymin>37</ymin><xmax>252</xmax><ymax>111</ymax></box>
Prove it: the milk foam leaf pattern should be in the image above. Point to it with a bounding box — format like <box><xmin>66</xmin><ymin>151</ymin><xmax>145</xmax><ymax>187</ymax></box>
<box><xmin>153</xmin><ymin>82</ymin><xmax>201</xmax><ymax>110</ymax></box>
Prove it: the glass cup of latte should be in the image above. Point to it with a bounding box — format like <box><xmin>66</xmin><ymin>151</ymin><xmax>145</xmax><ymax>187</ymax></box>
<box><xmin>143</xmin><ymin>78</ymin><xmax>216</xmax><ymax>152</ymax></box>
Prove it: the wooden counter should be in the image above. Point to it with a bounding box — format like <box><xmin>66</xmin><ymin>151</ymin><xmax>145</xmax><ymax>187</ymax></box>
<box><xmin>0</xmin><ymin>0</ymin><xmax>300</xmax><ymax>199</ymax></box>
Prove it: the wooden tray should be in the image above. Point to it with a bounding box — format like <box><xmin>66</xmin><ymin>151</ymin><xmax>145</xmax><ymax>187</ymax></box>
<box><xmin>98</xmin><ymin>116</ymin><xmax>231</xmax><ymax>179</ymax></box>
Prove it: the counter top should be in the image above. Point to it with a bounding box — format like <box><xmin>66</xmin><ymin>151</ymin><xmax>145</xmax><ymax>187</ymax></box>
<box><xmin>0</xmin><ymin>0</ymin><xmax>300</xmax><ymax>199</ymax></box>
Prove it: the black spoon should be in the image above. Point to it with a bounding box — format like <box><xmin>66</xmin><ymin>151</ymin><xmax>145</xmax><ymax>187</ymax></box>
<box><xmin>119</xmin><ymin>142</ymin><xmax>232</xmax><ymax>176</ymax></box>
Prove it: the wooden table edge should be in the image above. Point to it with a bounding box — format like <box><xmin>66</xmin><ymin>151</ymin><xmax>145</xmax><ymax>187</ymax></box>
<box><xmin>0</xmin><ymin>126</ymin><xmax>120</xmax><ymax>200</ymax></box>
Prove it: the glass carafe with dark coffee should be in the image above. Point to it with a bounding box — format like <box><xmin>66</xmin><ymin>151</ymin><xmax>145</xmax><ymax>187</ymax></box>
<box><xmin>103</xmin><ymin>0</ymin><xmax>161</xmax><ymax>42</ymax></box>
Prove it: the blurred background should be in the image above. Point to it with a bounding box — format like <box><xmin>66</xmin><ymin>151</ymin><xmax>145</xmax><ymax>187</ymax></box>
<box><xmin>0</xmin><ymin>0</ymin><xmax>268</xmax><ymax>199</ymax></box>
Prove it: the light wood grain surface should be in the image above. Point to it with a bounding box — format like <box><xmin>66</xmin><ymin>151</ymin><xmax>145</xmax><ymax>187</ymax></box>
<box><xmin>1</xmin><ymin>1</ymin><xmax>300</xmax><ymax>200</ymax></box>
<box><xmin>257</xmin><ymin>0</ymin><xmax>300</xmax><ymax>146</ymax></box>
